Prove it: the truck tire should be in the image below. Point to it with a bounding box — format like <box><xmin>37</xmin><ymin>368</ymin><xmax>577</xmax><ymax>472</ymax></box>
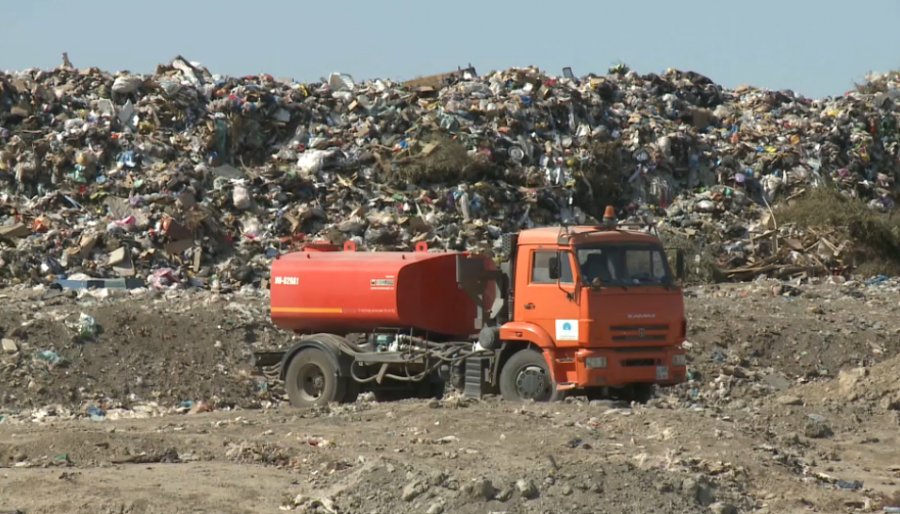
<box><xmin>284</xmin><ymin>348</ymin><xmax>347</xmax><ymax>408</ymax></box>
<box><xmin>499</xmin><ymin>349</ymin><xmax>564</xmax><ymax>402</ymax></box>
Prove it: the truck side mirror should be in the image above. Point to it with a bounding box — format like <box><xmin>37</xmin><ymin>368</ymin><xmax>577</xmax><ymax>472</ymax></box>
<box><xmin>548</xmin><ymin>256</ymin><xmax>560</xmax><ymax>280</ymax></box>
<box><xmin>675</xmin><ymin>249</ymin><xmax>685</xmax><ymax>279</ymax></box>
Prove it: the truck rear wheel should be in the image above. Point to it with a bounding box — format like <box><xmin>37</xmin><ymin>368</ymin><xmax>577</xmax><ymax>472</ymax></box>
<box><xmin>284</xmin><ymin>348</ymin><xmax>347</xmax><ymax>408</ymax></box>
<box><xmin>499</xmin><ymin>349</ymin><xmax>564</xmax><ymax>402</ymax></box>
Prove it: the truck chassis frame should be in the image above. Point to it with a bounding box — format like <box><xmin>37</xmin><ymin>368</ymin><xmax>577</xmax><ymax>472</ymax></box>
<box><xmin>251</xmin><ymin>332</ymin><xmax>655</xmax><ymax>408</ymax></box>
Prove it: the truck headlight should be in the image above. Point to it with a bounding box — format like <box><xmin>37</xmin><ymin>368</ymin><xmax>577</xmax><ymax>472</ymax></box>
<box><xmin>586</xmin><ymin>357</ymin><xmax>607</xmax><ymax>369</ymax></box>
<box><xmin>672</xmin><ymin>354</ymin><xmax>686</xmax><ymax>367</ymax></box>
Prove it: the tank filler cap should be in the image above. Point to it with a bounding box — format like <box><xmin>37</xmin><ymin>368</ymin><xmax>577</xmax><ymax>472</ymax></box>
<box><xmin>415</xmin><ymin>241</ymin><xmax>429</xmax><ymax>252</ymax></box>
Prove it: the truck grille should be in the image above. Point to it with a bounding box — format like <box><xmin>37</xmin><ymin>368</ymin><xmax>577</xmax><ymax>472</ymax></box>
<box><xmin>609</xmin><ymin>324</ymin><xmax>669</xmax><ymax>343</ymax></box>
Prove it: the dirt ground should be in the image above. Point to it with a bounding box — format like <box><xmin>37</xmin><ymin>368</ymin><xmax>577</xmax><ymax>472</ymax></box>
<box><xmin>2</xmin><ymin>278</ymin><xmax>900</xmax><ymax>514</ymax></box>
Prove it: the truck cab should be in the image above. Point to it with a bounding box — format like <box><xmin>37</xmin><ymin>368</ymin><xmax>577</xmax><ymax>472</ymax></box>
<box><xmin>492</xmin><ymin>224</ymin><xmax>687</xmax><ymax>401</ymax></box>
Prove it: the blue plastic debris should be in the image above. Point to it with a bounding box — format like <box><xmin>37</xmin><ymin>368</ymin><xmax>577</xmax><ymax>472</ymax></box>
<box><xmin>87</xmin><ymin>406</ymin><xmax>105</xmax><ymax>421</ymax></box>
<box><xmin>865</xmin><ymin>275</ymin><xmax>890</xmax><ymax>286</ymax></box>
<box><xmin>835</xmin><ymin>479</ymin><xmax>863</xmax><ymax>491</ymax></box>
<box><xmin>38</xmin><ymin>350</ymin><xmax>60</xmax><ymax>365</ymax></box>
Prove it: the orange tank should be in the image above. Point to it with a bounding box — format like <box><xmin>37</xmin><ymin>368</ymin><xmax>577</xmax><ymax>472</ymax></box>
<box><xmin>270</xmin><ymin>249</ymin><xmax>497</xmax><ymax>337</ymax></box>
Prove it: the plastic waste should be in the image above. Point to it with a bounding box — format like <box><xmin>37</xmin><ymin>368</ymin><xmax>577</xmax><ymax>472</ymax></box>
<box><xmin>233</xmin><ymin>184</ymin><xmax>251</xmax><ymax>210</ymax></box>
<box><xmin>87</xmin><ymin>406</ymin><xmax>105</xmax><ymax>421</ymax></box>
<box><xmin>149</xmin><ymin>268</ymin><xmax>182</xmax><ymax>290</ymax></box>
<box><xmin>37</xmin><ymin>350</ymin><xmax>61</xmax><ymax>365</ymax></box>
<box><xmin>77</xmin><ymin>313</ymin><xmax>98</xmax><ymax>338</ymax></box>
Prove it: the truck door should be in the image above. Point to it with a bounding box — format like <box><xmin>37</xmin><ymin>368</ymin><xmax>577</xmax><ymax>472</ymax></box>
<box><xmin>515</xmin><ymin>247</ymin><xmax>581</xmax><ymax>347</ymax></box>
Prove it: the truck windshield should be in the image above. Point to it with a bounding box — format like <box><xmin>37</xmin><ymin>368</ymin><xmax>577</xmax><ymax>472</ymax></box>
<box><xmin>576</xmin><ymin>244</ymin><xmax>672</xmax><ymax>287</ymax></box>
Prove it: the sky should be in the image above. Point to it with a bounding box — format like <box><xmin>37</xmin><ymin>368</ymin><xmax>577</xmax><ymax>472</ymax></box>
<box><xmin>1</xmin><ymin>0</ymin><xmax>898</xmax><ymax>99</ymax></box>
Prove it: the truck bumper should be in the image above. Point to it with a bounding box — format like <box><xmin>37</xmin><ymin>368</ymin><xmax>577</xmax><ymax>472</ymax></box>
<box><xmin>563</xmin><ymin>347</ymin><xmax>687</xmax><ymax>388</ymax></box>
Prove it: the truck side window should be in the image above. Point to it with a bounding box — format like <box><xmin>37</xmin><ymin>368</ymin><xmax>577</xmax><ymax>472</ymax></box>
<box><xmin>532</xmin><ymin>251</ymin><xmax>573</xmax><ymax>284</ymax></box>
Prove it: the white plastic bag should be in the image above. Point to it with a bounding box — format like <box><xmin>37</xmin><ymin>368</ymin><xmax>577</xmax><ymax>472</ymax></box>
<box><xmin>233</xmin><ymin>184</ymin><xmax>250</xmax><ymax>209</ymax></box>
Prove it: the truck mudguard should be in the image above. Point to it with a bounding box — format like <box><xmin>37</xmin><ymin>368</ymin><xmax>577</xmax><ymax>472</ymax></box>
<box><xmin>278</xmin><ymin>334</ymin><xmax>353</xmax><ymax>381</ymax></box>
<box><xmin>499</xmin><ymin>322</ymin><xmax>556</xmax><ymax>349</ymax></box>
<box><xmin>498</xmin><ymin>322</ymin><xmax>559</xmax><ymax>381</ymax></box>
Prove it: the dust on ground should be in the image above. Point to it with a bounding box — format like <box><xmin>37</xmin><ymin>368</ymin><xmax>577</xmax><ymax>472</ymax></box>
<box><xmin>1</xmin><ymin>278</ymin><xmax>900</xmax><ymax>513</ymax></box>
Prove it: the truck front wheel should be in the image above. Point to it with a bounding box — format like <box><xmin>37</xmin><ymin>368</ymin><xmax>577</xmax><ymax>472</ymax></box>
<box><xmin>499</xmin><ymin>349</ymin><xmax>564</xmax><ymax>402</ymax></box>
<box><xmin>284</xmin><ymin>348</ymin><xmax>347</xmax><ymax>408</ymax></box>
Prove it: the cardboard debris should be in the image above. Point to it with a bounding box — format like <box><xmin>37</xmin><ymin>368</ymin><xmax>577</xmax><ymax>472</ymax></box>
<box><xmin>0</xmin><ymin>223</ymin><xmax>29</xmax><ymax>238</ymax></box>
<box><xmin>1</xmin><ymin>338</ymin><xmax>18</xmax><ymax>354</ymax></box>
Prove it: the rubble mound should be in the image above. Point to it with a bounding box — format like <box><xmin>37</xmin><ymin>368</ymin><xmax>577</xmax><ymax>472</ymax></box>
<box><xmin>3</xmin><ymin>59</ymin><xmax>900</xmax><ymax>288</ymax></box>
<box><xmin>281</xmin><ymin>457</ymin><xmax>715</xmax><ymax>514</ymax></box>
<box><xmin>810</xmin><ymin>353</ymin><xmax>900</xmax><ymax>413</ymax></box>
<box><xmin>0</xmin><ymin>290</ymin><xmax>284</xmax><ymax>413</ymax></box>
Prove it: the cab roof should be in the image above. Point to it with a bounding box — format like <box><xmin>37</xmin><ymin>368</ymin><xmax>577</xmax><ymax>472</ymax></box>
<box><xmin>517</xmin><ymin>226</ymin><xmax>662</xmax><ymax>246</ymax></box>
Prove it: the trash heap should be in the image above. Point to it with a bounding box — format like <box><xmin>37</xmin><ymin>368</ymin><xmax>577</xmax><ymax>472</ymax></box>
<box><xmin>2</xmin><ymin>57</ymin><xmax>900</xmax><ymax>290</ymax></box>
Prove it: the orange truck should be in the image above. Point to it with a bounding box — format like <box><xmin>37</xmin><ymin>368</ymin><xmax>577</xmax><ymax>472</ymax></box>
<box><xmin>253</xmin><ymin>207</ymin><xmax>688</xmax><ymax>407</ymax></box>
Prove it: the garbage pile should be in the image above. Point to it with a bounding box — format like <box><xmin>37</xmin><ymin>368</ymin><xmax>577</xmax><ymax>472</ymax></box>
<box><xmin>2</xmin><ymin>57</ymin><xmax>900</xmax><ymax>289</ymax></box>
